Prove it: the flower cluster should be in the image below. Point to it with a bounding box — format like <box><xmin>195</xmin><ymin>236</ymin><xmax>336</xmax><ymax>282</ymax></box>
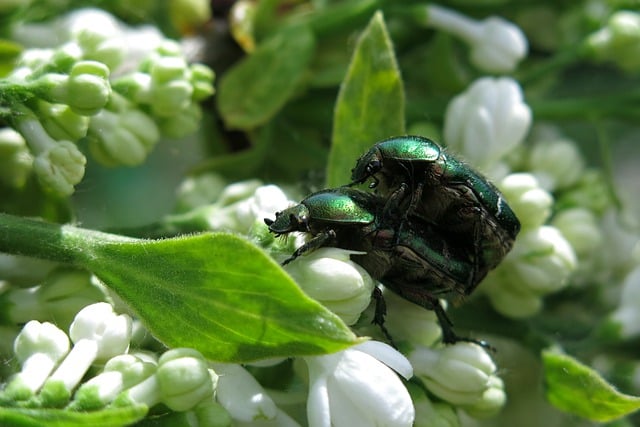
<box><xmin>0</xmin><ymin>8</ymin><xmax>214</xmax><ymax>196</ymax></box>
<box><xmin>1</xmin><ymin>302</ymin><xmax>230</xmax><ymax>424</ymax></box>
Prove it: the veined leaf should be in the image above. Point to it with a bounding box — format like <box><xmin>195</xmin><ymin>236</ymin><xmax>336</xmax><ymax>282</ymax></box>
<box><xmin>327</xmin><ymin>11</ymin><xmax>405</xmax><ymax>188</ymax></box>
<box><xmin>0</xmin><ymin>214</ymin><xmax>358</xmax><ymax>363</ymax></box>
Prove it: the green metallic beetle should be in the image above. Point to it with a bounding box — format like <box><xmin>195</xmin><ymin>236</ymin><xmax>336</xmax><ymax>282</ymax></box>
<box><xmin>350</xmin><ymin>135</ymin><xmax>520</xmax><ymax>290</ymax></box>
<box><xmin>264</xmin><ymin>187</ymin><xmax>480</xmax><ymax>346</ymax></box>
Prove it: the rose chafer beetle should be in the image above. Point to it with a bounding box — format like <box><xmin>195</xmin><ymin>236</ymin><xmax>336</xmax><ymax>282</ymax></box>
<box><xmin>350</xmin><ymin>135</ymin><xmax>520</xmax><ymax>290</ymax></box>
<box><xmin>264</xmin><ymin>187</ymin><xmax>479</xmax><ymax>346</ymax></box>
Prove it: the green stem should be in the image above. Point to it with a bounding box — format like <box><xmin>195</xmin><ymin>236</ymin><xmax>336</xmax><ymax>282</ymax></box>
<box><xmin>528</xmin><ymin>93</ymin><xmax>640</xmax><ymax>121</ymax></box>
<box><xmin>0</xmin><ymin>79</ymin><xmax>33</xmax><ymax>111</ymax></box>
<box><xmin>0</xmin><ymin>213</ymin><xmax>136</xmax><ymax>265</ymax></box>
<box><xmin>594</xmin><ymin>121</ymin><xmax>624</xmax><ymax>210</ymax></box>
<box><xmin>517</xmin><ymin>42</ymin><xmax>588</xmax><ymax>86</ymax></box>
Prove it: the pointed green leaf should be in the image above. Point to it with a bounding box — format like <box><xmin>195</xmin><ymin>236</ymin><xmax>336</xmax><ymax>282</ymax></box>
<box><xmin>217</xmin><ymin>25</ymin><xmax>315</xmax><ymax>130</ymax></box>
<box><xmin>0</xmin><ymin>214</ymin><xmax>358</xmax><ymax>363</ymax></box>
<box><xmin>0</xmin><ymin>405</ymin><xmax>147</xmax><ymax>427</ymax></box>
<box><xmin>543</xmin><ymin>350</ymin><xmax>640</xmax><ymax>422</ymax></box>
<box><xmin>327</xmin><ymin>11</ymin><xmax>405</xmax><ymax>188</ymax></box>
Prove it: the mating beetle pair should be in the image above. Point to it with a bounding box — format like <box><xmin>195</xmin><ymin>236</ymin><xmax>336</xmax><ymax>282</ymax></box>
<box><xmin>264</xmin><ymin>135</ymin><xmax>520</xmax><ymax>345</ymax></box>
<box><xmin>265</xmin><ymin>187</ymin><xmax>474</xmax><ymax>344</ymax></box>
<box><xmin>350</xmin><ymin>135</ymin><xmax>520</xmax><ymax>293</ymax></box>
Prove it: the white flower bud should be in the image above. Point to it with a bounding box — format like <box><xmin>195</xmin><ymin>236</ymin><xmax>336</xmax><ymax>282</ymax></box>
<box><xmin>285</xmin><ymin>247</ymin><xmax>375</xmax><ymax>325</ymax></box>
<box><xmin>208</xmin><ymin>184</ymin><xmax>292</xmax><ymax>234</ymax></box>
<box><xmin>33</xmin><ymin>140</ymin><xmax>86</xmax><ymax>197</ymax></box>
<box><xmin>483</xmin><ymin>226</ymin><xmax>577</xmax><ymax>318</ymax></box>
<box><xmin>156</xmin><ymin>348</ymin><xmax>214</xmax><ymax>411</ymax></box>
<box><xmin>175</xmin><ymin>173</ymin><xmax>227</xmax><ymax>211</ymax></box>
<box><xmin>88</xmin><ymin>107</ymin><xmax>159</xmax><ymax>167</ymax></box>
<box><xmin>468</xmin><ymin>17</ymin><xmax>528</xmax><ymax>73</ymax></box>
<box><xmin>423</xmin><ymin>4</ymin><xmax>527</xmax><ymax>73</ymax></box>
<box><xmin>609</xmin><ymin>266</ymin><xmax>640</xmax><ymax>339</ymax></box>
<box><xmin>527</xmin><ymin>138</ymin><xmax>586</xmax><ymax>191</ymax></box>
<box><xmin>36</xmin><ymin>101</ymin><xmax>90</xmax><ymax>142</ymax></box>
<box><xmin>409</xmin><ymin>342</ymin><xmax>505</xmax><ymax>416</ymax></box>
<box><xmin>587</xmin><ymin>11</ymin><xmax>640</xmax><ymax>72</ymax></box>
<box><xmin>0</xmin><ymin>127</ymin><xmax>32</xmax><ymax>188</ymax></box>
<box><xmin>551</xmin><ymin>208</ymin><xmax>602</xmax><ymax>258</ymax></box>
<box><xmin>444</xmin><ymin>77</ymin><xmax>531</xmax><ymax>174</ymax></box>
<box><xmin>379</xmin><ymin>287</ymin><xmax>442</xmax><ymax>347</ymax></box>
<box><xmin>499</xmin><ymin>173</ymin><xmax>553</xmax><ymax>230</ymax></box>
<box><xmin>5</xmin><ymin>321</ymin><xmax>70</xmax><ymax>398</ymax></box>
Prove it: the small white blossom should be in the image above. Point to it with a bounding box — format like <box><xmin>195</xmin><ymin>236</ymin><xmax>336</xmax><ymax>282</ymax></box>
<box><xmin>156</xmin><ymin>348</ymin><xmax>215</xmax><ymax>411</ymax></box>
<box><xmin>3</xmin><ymin>321</ymin><xmax>70</xmax><ymax>399</ymax></box>
<box><xmin>587</xmin><ymin>10</ymin><xmax>640</xmax><ymax>72</ymax></box>
<box><xmin>88</xmin><ymin>101</ymin><xmax>159</xmax><ymax>167</ymax></box>
<box><xmin>285</xmin><ymin>247</ymin><xmax>375</xmax><ymax>325</ymax></box>
<box><xmin>115</xmin><ymin>348</ymin><xmax>215</xmax><ymax>412</ymax></box>
<box><xmin>13</xmin><ymin>106</ymin><xmax>86</xmax><ymax>196</ymax></box>
<box><xmin>526</xmin><ymin>138</ymin><xmax>586</xmax><ymax>191</ymax></box>
<box><xmin>444</xmin><ymin>77</ymin><xmax>532</xmax><ymax>176</ymax></box>
<box><xmin>39</xmin><ymin>303</ymin><xmax>132</xmax><ymax>406</ymax></box>
<box><xmin>378</xmin><ymin>287</ymin><xmax>442</xmax><ymax>347</ymax></box>
<box><xmin>175</xmin><ymin>173</ymin><xmax>227</xmax><ymax>212</ymax></box>
<box><xmin>594</xmin><ymin>210</ymin><xmax>640</xmax><ymax>285</ymax></box>
<box><xmin>609</xmin><ymin>266</ymin><xmax>640</xmax><ymax>339</ymax></box>
<box><xmin>69</xmin><ymin>354</ymin><xmax>156</xmax><ymax>410</ymax></box>
<box><xmin>422</xmin><ymin>4</ymin><xmax>528</xmax><ymax>73</ymax></box>
<box><xmin>0</xmin><ymin>127</ymin><xmax>33</xmax><ymax>188</ymax></box>
<box><xmin>483</xmin><ymin>226</ymin><xmax>577</xmax><ymax>318</ymax></box>
<box><xmin>32</xmin><ymin>140</ymin><xmax>86</xmax><ymax>197</ymax></box>
<box><xmin>206</xmin><ymin>183</ymin><xmax>293</xmax><ymax>234</ymax></box>
<box><xmin>304</xmin><ymin>341</ymin><xmax>414</xmax><ymax>427</ymax></box>
<box><xmin>499</xmin><ymin>173</ymin><xmax>553</xmax><ymax>230</ymax></box>
<box><xmin>552</xmin><ymin>208</ymin><xmax>603</xmax><ymax>259</ymax></box>
<box><xmin>409</xmin><ymin>342</ymin><xmax>505</xmax><ymax>417</ymax></box>
<box><xmin>212</xmin><ymin>363</ymin><xmax>278</xmax><ymax>422</ymax></box>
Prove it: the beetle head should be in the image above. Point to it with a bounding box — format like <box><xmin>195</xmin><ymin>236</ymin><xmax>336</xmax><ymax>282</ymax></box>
<box><xmin>350</xmin><ymin>148</ymin><xmax>383</xmax><ymax>186</ymax></box>
<box><xmin>264</xmin><ymin>204</ymin><xmax>310</xmax><ymax>235</ymax></box>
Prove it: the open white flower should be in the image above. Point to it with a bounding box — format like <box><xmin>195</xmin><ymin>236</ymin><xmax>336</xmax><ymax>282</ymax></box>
<box><xmin>304</xmin><ymin>341</ymin><xmax>414</xmax><ymax>427</ymax></box>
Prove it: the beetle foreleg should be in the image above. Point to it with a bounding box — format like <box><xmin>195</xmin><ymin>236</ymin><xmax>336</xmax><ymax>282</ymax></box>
<box><xmin>282</xmin><ymin>229</ymin><xmax>337</xmax><ymax>265</ymax></box>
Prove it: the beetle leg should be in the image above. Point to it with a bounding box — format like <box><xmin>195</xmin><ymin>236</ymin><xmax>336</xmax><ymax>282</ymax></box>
<box><xmin>282</xmin><ymin>229</ymin><xmax>337</xmax><ymax>265</ymax></box>
<box><xmin>371</xmin><ymin>286</ymin><xmax>397</xmax><ymax>348</ymax></box>
<box><xmin>382</xmin><ymin>182</ymin><xmax>409</xmax><ymax>223</ymax></box>
<box><xmin>430</xmin><ymin>297</ymin><xmax>494</xmax><ymax>351</ymax></box>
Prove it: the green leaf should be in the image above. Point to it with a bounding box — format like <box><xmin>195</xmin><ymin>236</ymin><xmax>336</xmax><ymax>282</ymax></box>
<box><xmin>0</xmin><ymin>214</ymin><xmax>358</xmax><ymax>363</ymax></box>
<box><xmin>543</xmin><ymin>350</ymin><xmax>640</xmax><ymax>422</ymax></box>
<box><xmin>0</xmin><ymin>405</ymin><xmax>147</xmax><ymax>427</ymax></box>
<box><xmin>326</xmin><ymin>10</ymin><xmax>405</xmax><ymax>188</ymax></box>
<box><xmin>217</xmin><ymin>25</ymin><xmax>315</xmax><ymax>130</ymax></box>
